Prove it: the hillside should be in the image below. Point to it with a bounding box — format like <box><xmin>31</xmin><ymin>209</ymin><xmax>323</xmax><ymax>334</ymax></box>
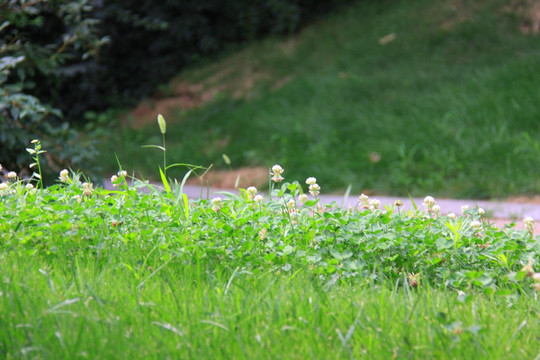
<box><xmin>98</xmin><ymin>0</ymin><xmax>540</xmax><ymax>199</ymax></box>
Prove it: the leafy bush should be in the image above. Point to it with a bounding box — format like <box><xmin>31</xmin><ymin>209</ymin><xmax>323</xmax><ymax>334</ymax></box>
<box><xmin>0</xmin><ymin>0</ymin><xmax>107</xmax><ymax>178</ymax></box>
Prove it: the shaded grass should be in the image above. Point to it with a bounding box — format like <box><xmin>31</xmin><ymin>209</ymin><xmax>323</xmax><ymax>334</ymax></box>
<box><xmin>97</xmin><ymin>0</ymin><xmax>540</xmax><ymax>198</ymax></box>
<box><xmin>2</xmin><ymin>252</ymin><xmax>540</xmax><ymax>359</ymax></box>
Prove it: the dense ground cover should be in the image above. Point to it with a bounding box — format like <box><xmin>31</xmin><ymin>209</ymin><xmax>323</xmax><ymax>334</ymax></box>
<box><xmin>97</xmin><ymin>0</ymin><xmax>540</xmax><ymax>198</ymax></box>
<box><xmin>1</xmin><ymin>144</ymin><xmax>540</xmax><ymax>358</ymax></box>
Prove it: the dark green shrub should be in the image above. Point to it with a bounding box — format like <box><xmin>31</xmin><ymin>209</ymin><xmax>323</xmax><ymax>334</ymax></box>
<box><xmin>0</xmin><ymin>0</ymin><xmax>106</xmax><ymax>178</ymax></box>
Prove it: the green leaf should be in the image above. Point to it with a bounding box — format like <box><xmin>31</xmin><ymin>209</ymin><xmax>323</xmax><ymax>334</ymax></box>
<box><xmin>330</xmin><ymin>249</ymin><xmax>353</xmax><ymax>260</ymax></box>
<box><xmin>142</xmin><ymin>144</ymin><xmax>166</xmax><ymax>151</ymax></box>
<box><xmin>159</xmin><ymin>166</ymin><xmax>171</xmax><ymax>193</ymax></box>
<box><xmin>282</xmin><ymin>245</ymin><xmax>294</xmax><ymax>256</ymax></box>
<box><xmin>183</xmin><ymin>193</ymin><xmax>189</xmax><ymax>219</ymax></box>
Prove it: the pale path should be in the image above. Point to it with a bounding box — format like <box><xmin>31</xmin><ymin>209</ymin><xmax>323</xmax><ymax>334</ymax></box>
<box><xmin>104</xmin><ymin>180</ymin><xmax>540</xmax><ymax>235</ymax></box>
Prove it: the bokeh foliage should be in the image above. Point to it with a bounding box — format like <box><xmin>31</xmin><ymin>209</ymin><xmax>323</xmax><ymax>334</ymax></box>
<box><xmin>1</xmin><ymin>0</ymin><xmax>348</xmax><ymax>176</ymax></box>
<box><xmin>0</xmin><ymin>0</ymin><xmax>106</xmax><ymax>176</ymax></box>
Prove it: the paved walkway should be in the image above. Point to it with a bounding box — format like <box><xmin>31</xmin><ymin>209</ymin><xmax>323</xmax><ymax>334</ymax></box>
<box><xmin>104</xmin><ymin>180</ymin><xmax>540</xmax><ymax>235</ymax></box>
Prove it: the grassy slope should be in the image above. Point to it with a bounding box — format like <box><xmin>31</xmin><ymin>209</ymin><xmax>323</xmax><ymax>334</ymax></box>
<box><xmin>101</xmin><ymin>0</ymin><xmax>540</xmax><ymax>199</ymax></box>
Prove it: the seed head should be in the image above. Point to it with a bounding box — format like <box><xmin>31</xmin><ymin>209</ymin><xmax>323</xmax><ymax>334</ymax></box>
<box><xmin>157</xmin><ymin>114</ymin><xmax>167</xmax><ymax>134</ymax></box>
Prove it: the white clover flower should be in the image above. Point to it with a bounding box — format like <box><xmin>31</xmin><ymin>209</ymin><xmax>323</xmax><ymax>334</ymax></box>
<box><xmin>478</xmin><ymin>208</ymin><xmax>485</xmax><ymax>216</ymax></box>
<box><xmin>111</xmin><ymin>175</ymin><xmax>119</xmax><ymax>183</ymax></box>
<box><xmin>305</xmin><ymin>177</ymin><xmax>317</xmax><ymax>185</ymax></box>
<box><xmin>393</xmin><ymin>199</ymin><xmax>403</xmax><ymax>207</ymax></box>
<box><xmin>271</xmin><ymin>165</ymin><xmax>284</xmax><ymax>182</ymax></box>
<box><xmin>308</xmin><ymin>183</ymin><xmax>320</xmax><ymax>197</ymax></box>
<box><xmin>533</xmin><ymin>273</ymin><xmax>540</xmax><ymax>282</ymax></box>
<box><xmin>447</xmin><ymin>212</ymin><xmax>456</xmax><ymax>219</ymax></box>
<box><xmin>118</xmin><ymin>170</ymin><xmax>127</xmax><ymax>178</ymax></box>
<box><xmin>254</xmin><ymin>194</ymin><xmax>264</xmax><ymax>203</ymax></box>
<box><xmin>470</xmin><ymin>220</ymin><xmax>482</xmax><ymax>231</ymax></box>
<box><xmin>432</xmin><ymin>204</ymin><xmax>440</xmax><ymax>214</ymax></box>
<box><xmin>359</xmin><ymin>193</ymin><xmax>369</xmax><ymax>203</ymax></box>
<box><xmin>461</xmin><ymin>205</ymin><xmax>470</xmax><ymax>213</ymax></box>
<box><xmin>298</xmin><ymin>194</ymin><xmax>308</xmax><ymax>204</ymax></box>
<box><xmin>286</xmin><ymin>199</ymin><xmax>296</xmax><ymax>209</ymax></box>
<box><xmin>0</xmin><ymin>183</ymin><xmax>8</xmax><ymax>192</ymax></box>
<box><xmin>7</xmin><ymin>171</ymin><xmax>17</xmax><ymax>180</ymax></box>
<box><xmin>82</xmin><ymin>182</ymin><xmax>94</xmax><ymax>196</ymax></box>
<box><xmin>423</xmin><ymin>196</ymin><xmax>436</xmax><ymax>209</ymax></box>
<box><xmin>369</xmin><ymin>199</ymin><xmax>380</xmax><ymax>209</ymax></box>
<box><xmin>247</xmin><ymin>186</ymin><xmax>258</xmax><ymax>199</ymax></box>
<box><xmin>59</xmin><ymin>169</ymin><xmax>70</xmax><ymax>183</ymax></box>
<box><xmin>211</xmin><ymin>197</ymin><xmax>223</xmax><ymax>212</ymax></box>
<box><xmin>524</xmin><ymin>217</ymin><xmax>535</xmax><ymax>232</ymax></box>
<box><xmin>25</xmin><ymin>183</ymin><xmax>36</xmax><ymax>194</ymax></box>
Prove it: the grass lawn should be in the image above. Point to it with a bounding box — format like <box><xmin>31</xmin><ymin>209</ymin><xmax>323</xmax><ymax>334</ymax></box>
<box><xmin>94</xmin><ymin>0</ymin><xmax>540</xmax><ymax>199</ymax></box>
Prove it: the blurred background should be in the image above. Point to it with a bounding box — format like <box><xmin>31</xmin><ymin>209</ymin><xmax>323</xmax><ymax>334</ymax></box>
<box><xmin>2</xmin><ymin>0</ymin><xmax>540</xmax><ymax>199</ymax></box>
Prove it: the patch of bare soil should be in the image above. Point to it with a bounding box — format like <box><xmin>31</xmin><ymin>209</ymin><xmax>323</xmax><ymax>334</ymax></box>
<box><xmin>124</xmin><ymin>83</ymin><xmax>217</xmax><ymax>129</ymax></box>
<box><xmin>185</xmin><ymin>166</ymin><xmax>268</xmax><ymax>189</ymax></box>
<box><xmin>504</xmin><ymin>195</ymin><xmax>540</xmax><ymax>204</ymax></box>
<box><xmin>508</xmin><ymin>0</ymin><xmax>540</xmax><ymax>34</ymax></box>
<box><xmin>122</xmin><ymin>58</ymin><xmax>293</xmax><ymax>130</ymax></box>
<box><xmin>436</xmin><ymin>0</ymin><xmax>540</xmax><ymax>34</ymax></box>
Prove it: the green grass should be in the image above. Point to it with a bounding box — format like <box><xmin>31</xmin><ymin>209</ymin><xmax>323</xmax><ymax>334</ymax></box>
<box><xmin>94</xmin><ymin>0</ymin><xmax>540</xmax><ymax>199</ymax></box>
<box><xmin>3</xmin><ymin>255</ymin><xmax>540</xmax><ymax>359</ymax></box>
<box><xmin>1</xmin><ymin>158</ymin><xmax>540</xmax><ymax>358</ymax></box>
